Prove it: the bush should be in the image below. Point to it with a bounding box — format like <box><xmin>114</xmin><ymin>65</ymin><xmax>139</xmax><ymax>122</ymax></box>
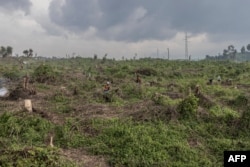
<box><xmin>209</xmin><ymin>106</ymin><xmax>239</xmax><ymax>118</ymax></box>
<box><xmin>151</xmin><ymin>93</ymin><xmax>165</xmax><ymax>105</ymax></box>
<box><xmin>122</xmin><ymin>83</ymin><xmax>144</xmax><ymax>99</ymax></box>
<box><xmin>33</xmin><ymin>64</ymin><xmax>57</xmax><ymax>83</ymax></box>
<box><xmin>177</xmin><ymin>95</ymin><xmax>199</xmax><ymax>119</ymax></box>
<box><xmin>113</xmin><ymin>71</ymin><xmax>127</xmax><ymax>79</ymax></box>
<box><xmin>228</xmin><ymin>95</ymin><xmax>248</xmax><ymax>108</ymax></box>
<box><xmin>240</xmin><ymin>107</ymin><xmax>250</xmax><ymax>130</ymax></box>
<box><xmin>136</xmin><ymin>68</ymin><xmax>157</xmax><ymax>76</ymax></box>
<box><xmin>3</xmin><ymin>70</ymin><xmax>20</xmax><ymax>81</ymax></box>
<box><xmin>50</xmin><ymin>91</ymin><xmax>73</xmax><ymax>113</ymax></box>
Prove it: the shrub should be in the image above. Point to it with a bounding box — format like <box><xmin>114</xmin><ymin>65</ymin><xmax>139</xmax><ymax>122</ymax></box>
<box><xmin>122</xmin><ymin>83</ymin><xmax>144</xmax><ymax>99</ymax></box>
<box><xmin>33</xmin><ymin>64</ymin><xmax>57</xmax><ymax>83</ymax></box>
<box><xmin>136</xmin><ymin>68</ymin><xmax>157</xmax><ymax>76</ymax></box>
<box><xmin>240</xmin><ymin>107</ymin><xmax>250</xmax><ymax>130</ymax></box>
<box><xmin>228</xmin><ymin>95</ymin><xmax>248</xmax><ymax>108</ymax></box>
<box><xmin>3</xmin><ymin>70</ymin><xmax>20</xmax><ymax>81</ymax></box>
<box><xmin>50</xmin><ymin>91</ymin><xmax>73</xmax><ymax>113</ymax></box>
<box><xmin>113</xmin><ymin>71</ymin><xmax>127</xmax><ymax>79</ymax></box>
<box><xmin>177</xmin><ymin>95</ymin><xmax>199</xmax><ymax>119</ymax></box>
<box><xmin>151</xmin><ymin>93</ymin><xmax>165</xmax><ymax>105</ymax></box>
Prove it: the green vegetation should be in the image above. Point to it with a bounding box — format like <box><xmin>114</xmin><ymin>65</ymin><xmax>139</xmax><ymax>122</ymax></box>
<box><xmin>33</xmin><ymin>64</ymin><xmax>58</xmax><ymax>83</ymax></box>
<box><xmin>0</xmin><ymin>57</ymin><xmax>250</xmax><ymax>166</ymax></box>
<box><xmin>177</xmin><ymin>95</ymin><xmax>199</xmax><ymax>120</ymax></box>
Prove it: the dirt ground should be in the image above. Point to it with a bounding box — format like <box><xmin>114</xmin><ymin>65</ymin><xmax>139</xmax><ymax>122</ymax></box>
<box><xmin>61</xmin><ymin>149</ymin><xmax>109</xmax><ymax>167</ymax></box>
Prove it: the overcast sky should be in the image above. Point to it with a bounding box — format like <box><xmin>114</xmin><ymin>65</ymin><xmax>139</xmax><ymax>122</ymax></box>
<box><xmin>0</xmin><ymin>0</ymin><xmax>249</xmax><ymax>60</ymax></box>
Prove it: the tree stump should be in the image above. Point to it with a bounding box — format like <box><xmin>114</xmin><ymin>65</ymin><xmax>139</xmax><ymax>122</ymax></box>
<box><xmin>24</xmin><ymin>99</ymin><xmax>32</xmax><ymax>112</ymax></box>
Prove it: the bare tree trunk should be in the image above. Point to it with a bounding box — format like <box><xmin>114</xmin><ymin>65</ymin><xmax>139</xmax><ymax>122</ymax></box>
<box><xmin>23</xmin><ymin>75</ymin><xmax>29</xmax><ymax>89</ymax></box>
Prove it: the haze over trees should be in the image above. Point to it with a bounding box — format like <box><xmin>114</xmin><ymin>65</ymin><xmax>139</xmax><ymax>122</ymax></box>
<box><xmin>0</xmin><ymin>46</ymin><xmax>35</xmax><ymax>58</ymax></box>
<box><xmin>206</xmin><ymin>43</ymin><xmax>250</xmax><ymax>61</ymax></box>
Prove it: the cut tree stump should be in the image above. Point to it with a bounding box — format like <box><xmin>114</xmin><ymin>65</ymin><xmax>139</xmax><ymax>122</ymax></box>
<box><xmin>24</xmin><ymin>99</ymin><xmax>32</xmax><ymax>112</ymax></box>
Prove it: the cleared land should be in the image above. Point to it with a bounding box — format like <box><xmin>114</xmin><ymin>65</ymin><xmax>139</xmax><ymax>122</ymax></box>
<box><xmin>0</xmin><ymin>57</ymin><xmax>249</xmax><ymax>166</ymax></box>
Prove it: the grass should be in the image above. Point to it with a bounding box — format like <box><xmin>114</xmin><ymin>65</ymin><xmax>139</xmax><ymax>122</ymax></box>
<box><xmin>0</xmin><ymin>57</ymin><xmax>250</xmax><ymax>166</ymax></box>
<box><xmin>84</xmin><ymin>118</ymin><xmax>240</xmax><ymax>167</ymax></box>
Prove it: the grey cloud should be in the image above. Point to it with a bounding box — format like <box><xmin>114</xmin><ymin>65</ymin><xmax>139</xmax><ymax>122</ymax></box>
<box><xmin>48</xmin><ymin>0</ymin><xmax>250</xmax><ymax>41</ymax></box>
<box><xmin>0</xmin><ymin>0</ymin><xmax>31</xmax><ymax>13</ymax></box>
<box><xmin>49</xmin><ymin>0</ymin><xmax>101</xmax><ymax>31</ymax></box>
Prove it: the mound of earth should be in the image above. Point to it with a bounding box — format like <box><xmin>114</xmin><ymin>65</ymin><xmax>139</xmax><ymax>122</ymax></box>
<box><xmin>8</xmin><ymin>87</ymin><xmax>36</xmax><ymax>100</ymax></box>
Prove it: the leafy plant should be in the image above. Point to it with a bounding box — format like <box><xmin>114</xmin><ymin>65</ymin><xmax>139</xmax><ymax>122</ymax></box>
<box><xmin>3</xmin><ymin>70</ymin><xmax>20</xmax><ymax>80</ymax></box>
<box><xmin>228</xmin><ymin>94</ymin><xmax>248</xmax><ymax>109</ymax></box>
<box><xmin>240</xmin><ymin>107</ymin><xmax>250</xmax><ymax>130</ymax></box>
<box><xmin>177</xmin><ymin>95</ymin><xmax>199</xmax><ymax>119</ymax></box>
<box><xmin>33</xmin><ymin>64</ymin><xmax>58</xmax><ymax>83</ymax></box>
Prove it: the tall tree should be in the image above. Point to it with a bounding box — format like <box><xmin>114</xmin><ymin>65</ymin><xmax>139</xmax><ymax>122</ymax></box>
<box><xmin>23</xmin><ymin>49</ymin><xmax>33</xmax><ymax>57</ymax></box>
<box><xmin>6</xmin><ymin>46</ymin><xmax>13</xmax><ymax>57</ymax></box>
<box><xmin>241</xmin><ymin>46</ymin><xmax>246</xmax><ymax>54</ymax></box>
<box><xmin>225</xmin><ymin>45</ymin><xmax>237</xmax><ymax>60</ymax></box>
<box><xmin>23</xmin><ymin>50</ymin><xmax>29</xmax><ymax>57</ymax></box>
<box><xmin>28</xmin><ymin>49</ymin><xmax>33</xmax><ymax>57</ymax></box>
<box><xmin>0</xmin><ymin>46</ymin><xmax>12</xmax><ymax>57</ymax></box>
<box><xmin>93</xmin><ymin>54</ymin><xmax>98</xmax><ymax>60</ymax></box>
<box><xmin>247</xmin><ymin>44</ymin><xmax>250</xmax><ymax>51</ymax></box>
<box><xmin>223</xmin><ymin>49</ymin><xmax>228</xmax><ymax>56</ymax></box>
<box><xmin>0</xmin><ymin>46</ymin><xmax>6</xmax><ymax>57</ymax></box>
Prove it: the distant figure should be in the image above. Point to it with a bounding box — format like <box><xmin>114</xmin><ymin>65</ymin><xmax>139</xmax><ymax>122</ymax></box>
<box><xmin>103</xmin><ymin>81</ymin><xmax>111</xmax><ymax>102</ymax></box>
<box><xmin>135</xmin><ymin>73</ymin><xmax>141</xmax><ymax>85</ymax></box>
<box><xmin>103</xmin><ymin>81</ymin><xmax>110</xmax><ymax>93</ymax></box>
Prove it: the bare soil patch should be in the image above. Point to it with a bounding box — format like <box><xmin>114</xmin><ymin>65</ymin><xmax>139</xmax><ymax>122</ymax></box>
<box><xmin>60</xmin><ymin>149</ymin><xmax>109</xmax><ymax>167</ymax></box>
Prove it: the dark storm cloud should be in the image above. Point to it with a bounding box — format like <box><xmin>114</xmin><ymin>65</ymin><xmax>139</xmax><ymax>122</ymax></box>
<box><xmin>0</xmin><ymin>0</ymin><xmax>31</xmax><ymax>13</ymax></box>
<box><xmin>48</xmin><ymin>0</ymin><xmax>250</xmax><ymax>41</ymax></box>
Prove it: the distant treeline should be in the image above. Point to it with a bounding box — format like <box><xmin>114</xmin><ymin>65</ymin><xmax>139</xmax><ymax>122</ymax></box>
<box><xmin>205</xmin><ymin>44</ymin><xmax>250</xmax><ymax>61</ymax></box>
<box><xmin>206</xmin><ymin>52</ymin><xmax>250</xmax><ymax>61</ymax></box>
